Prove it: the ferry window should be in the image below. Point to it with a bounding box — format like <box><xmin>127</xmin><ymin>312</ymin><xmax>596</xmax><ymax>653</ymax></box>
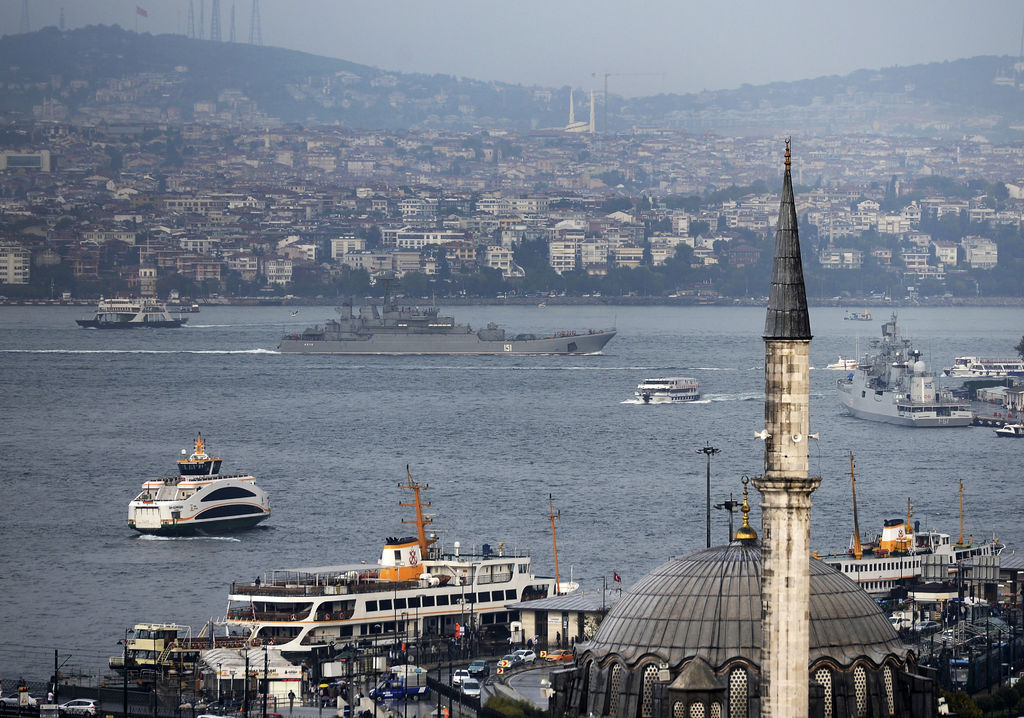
<box><xmin>407</xmin><ymin>597</ymin><xmax>420</xmax><ymax>608</ymax></box>
<box><xmin>421</xmin><ymin>596</ymin><xmax>435</xmax><ymax>607</ymax></box>
<box><xmin>394</xmin><ymin>550</ymin><xmax>402</xmax><ymax>561</ymax></box>
<box><xmin>465</xmin><ymin>593</ymin><xmax>476</xmax><ymax>603</ymax></box>
<box><xmin>506</xmin><ymin>589</ymin><xmax>517</xmax><ymax>600</ymax></box>
<box><xmin>477</xmin><ymin>591</ymin><xmax>490</xmax><ymax>602</ymax></box>
<box><xmin>437</xmin><ymin>595</ymin><xmax>449</xmax><ymax>606</ymax></box>
<box><xmin>366</xmin><ymin>601</ymin><xmax>377</xmax><ymax>612</ymax></box>
<box><xmin>395</xmin><ymin>598</ymin><xmax>407</xmax><ymax>609</ymax></box>
<box><xmin>379</xmin><ymin>599</ymin><xmax>392</xmax><ymax>611</ymax></box>
<box><xmin>202</xmin><ymin>486</ymin><xmax>256</xmax><ymax>501</ymax></box>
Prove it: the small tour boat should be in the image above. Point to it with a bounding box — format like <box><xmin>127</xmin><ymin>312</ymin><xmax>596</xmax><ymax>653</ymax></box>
<box><xmin>826</xmin><ymin>356</ymin><xmax>858</xmax><ymax>370</ymax></box>
<box><xmin>844</xmin><ymin>311</ymin><xmax>872</xmax><ymax>321</ymax></box>
<box><xmin>995</xmin><ymin>423</ymin><xmax>1024</xmax><ymax>438</ymax></box>
<box><xmin>943</xmin><ymin>356</ymin><xmax>1024</xmax><ymax>378</ymax></box>
<box><xmin>635</xmin><ymin>377</ymin><xmax>700</xmax><ymax>404</ymax></box>
<box><xmin>128</xmin><ymin>433</ymin><xmax>270</xmax><ymax>535</ymax></box>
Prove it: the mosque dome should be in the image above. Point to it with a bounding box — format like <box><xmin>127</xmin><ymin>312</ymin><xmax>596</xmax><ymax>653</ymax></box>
<box><xmin>582</xmin><ymin>540</ymin><xmax>907</xmax><ymax>671</ymax></box>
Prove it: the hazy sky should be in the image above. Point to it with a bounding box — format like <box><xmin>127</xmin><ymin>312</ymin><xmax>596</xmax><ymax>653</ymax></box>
<box><xmin>5</xmin><ymin>0</ymin><xmax>1024</xmax><ymax>96</ymax></box>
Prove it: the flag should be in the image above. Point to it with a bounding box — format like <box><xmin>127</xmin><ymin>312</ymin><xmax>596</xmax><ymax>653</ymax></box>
<box><xmin>613</xmin><ymin>571</ymin><xmax>621</xmax><ymax>583</ymax></box>
<box><xmin>136</xmin><ymin>6</ymin><xmax>148</xmax><ymax>17</ymax></box>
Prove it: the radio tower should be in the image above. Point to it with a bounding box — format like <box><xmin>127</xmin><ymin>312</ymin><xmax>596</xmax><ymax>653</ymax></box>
<box><xmin>229</xmin><ymin>1</ymin><xmax>236</xmax><ymax>42</ymax></box>
<box><xmin>209</xmin><ymin>0</ymin><xmax>221</xmax><ymax>41</ymax></box>
<box><xmin>187</xmin><ymin>0</ymin><xmax>195</xmax><ymax>38</ymax></box>
<box><xmin>249</xmin><ymin>0</ymin><xmax>262</xmax><ymax>45</ymax></box>
<box><xmin>19</xmin><ymin>0</ymin><xmax>30</xmax><ymax>33</ymax></box>
<box><xmin>59</xmin><ymin>7</ymin><xmax>65</xmax><ymax>31</ymax></box>
<box><xmin>199</xmin><ymin>0</ymin><xmax>205</xmax><ymax>39</ymax></box>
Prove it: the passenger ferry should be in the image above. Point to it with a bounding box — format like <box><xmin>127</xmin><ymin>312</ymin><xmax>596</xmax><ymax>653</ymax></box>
<box><xmin>943</xmin><ymin>356</ymin><xmax>1024</xmax><ymax>378</ymax></box>
<box><xmin>76</xmin><ymin>297</ymin><xmax>187</xmax><ymax>328</ymax></box>
<box><xmin>635</xmin><ymin>377</ymin><xmax>700</xmax><ymax>404</ymax></box>
<box><xmin>817</xmin><ymin>456</ymin><xmax>1002</xmax><ymax>597</ymax></box>
<box><xmin>223</xmin><ymin>469</ymin><xmax>576</xmax><ymax>660</ymax></box>
<box><xmin>108</xmin><ymin>622</ymin><xmax>247</xmax><ymax>680</ymax></box>
<box><xmin>128</xmin><ymin>433</ymin><xmax>270</xmax><ymax>535</ymax></box>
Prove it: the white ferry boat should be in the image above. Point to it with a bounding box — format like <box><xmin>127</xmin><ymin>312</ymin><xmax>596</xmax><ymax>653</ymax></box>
<box><xmin>825</xmin><ymin>356</ymin><xmax>858</xmax><ymax>370</ymax></box>
<box><xmin>836</xmin><ymin>314</ymin><xmax>972</xmax><ymax>427</ymax></box>
<box><xmin>635</xmin><ymin>377</ymin><xmax>700</xmax><ymax>403</ymax></box>
<box><xmin>943</xmin><ymin>356</ymin><xmax>1024</xmax><ymax>378</ymax></box>
<box><xmin>76</xmin><ymin>297</ymin><xmax>187</xmax><ymax>328</ymax></box>
<box><xmin>128</xmin><ymin>433</ymin><xmax>270</xmax><ymax>535</ymax></box>
<box><xmin>844</xmin><ymin>311</ymin><xmax>872</xmax><ymax>321</ymax></box>
<box><xmin>223</xmin><ymin>470</ymin><xmax>577</xmax><ymax>660</ymax></box>
<box><xmin>818</xmin><ymin>457</ymin><xmax>1002</xmax><ymax>597</ymax></box>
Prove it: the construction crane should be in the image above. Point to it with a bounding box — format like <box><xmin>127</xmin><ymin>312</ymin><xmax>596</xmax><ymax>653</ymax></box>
<box><xmin>592</xmin><ymin>72</ymin><xmax>666</xmax><ymax>133</ymax></box>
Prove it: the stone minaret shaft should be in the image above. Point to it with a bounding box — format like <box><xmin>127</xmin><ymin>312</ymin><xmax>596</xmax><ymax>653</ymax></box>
<box><xmin>754</xmin><ymin>140</ymin><xmax>821</xmax><ymax>718</ymax></box>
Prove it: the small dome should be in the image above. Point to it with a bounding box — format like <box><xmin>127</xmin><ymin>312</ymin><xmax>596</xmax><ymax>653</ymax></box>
<box><xmin>582</xmin><ymin>541</ymin><xmax>905</xmax><ymax>670</ymax></box>
<box><xmin>913</xmin><ymin>359</ymin><xmax>927</xmax><ymax>373</ymax></box>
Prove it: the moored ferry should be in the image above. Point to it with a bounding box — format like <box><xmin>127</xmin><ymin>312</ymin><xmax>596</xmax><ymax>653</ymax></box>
<box><xmin>943</xmin><ymin>356</ymin><xmax>1024</xmax><ymax>378</ymax></box>
<box><xmin>128</xmin><ymin>433</ymin><xmax>270</xmax><ymax>535</ymax></box>
<box><xmin>108</xmin><ymin>622</ymin><xmax>247</xmax><ymax>680</ymax></box>
<box><xmin>635</xmin><ymin>377</ymin><xmax>700</xmax><ymax>403</ymax></box>
<box><xmin>817</xmin><ymin>455</ymin><xmax>1002</xmax><ymax>597</ymax></box>
<box><xmin>223</xmin><ymin>469</ymin><xmax>576</xmax><ymax>660</ymax></box>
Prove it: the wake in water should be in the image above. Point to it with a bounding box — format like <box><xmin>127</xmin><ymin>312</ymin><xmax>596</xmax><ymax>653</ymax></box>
<box><xmin>620</xmin><ymin>398</ymin><xmax>712</xmax><ymax>405</ymax></box>
<box><xmin>137</xmin><ymin>535</ymin><xmax>242</xmax><ymax>542</ymax></box>
<box><xmin>2</xmin><ymin>348</ymin><xmax>279</xmax><ymax>354</ymax></box>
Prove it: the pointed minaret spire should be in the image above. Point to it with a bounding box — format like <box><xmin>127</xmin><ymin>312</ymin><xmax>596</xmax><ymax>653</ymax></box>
<box><xmin>588</xmin><ymin>90</ymin><xmax>596</xmax><ymax>134</ymax></box>
<box><xmin>569</xmin><ymin>89</ymin><xmax>576</xmax><ymax>125</ymax></box>
<box><xmin>763</xmin><ymin>138</ymin><xmax>811</xmax><ymax>341</ymax></box>
<box><xmin>754</xmin><ymin>139</ymin><xmax>820</xmax><ymax>718</ymax></box>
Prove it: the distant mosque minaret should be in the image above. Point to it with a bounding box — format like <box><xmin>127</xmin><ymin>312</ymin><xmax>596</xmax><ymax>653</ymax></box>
<box><xmin>565</xmin><ymin>89</ymin><xmax>595</xmax><ymax>133</ymax></box>
<box><xmin>754</xmin><ymin>139</ymin><xmax>821</xmax><ymax>718</ymax></box>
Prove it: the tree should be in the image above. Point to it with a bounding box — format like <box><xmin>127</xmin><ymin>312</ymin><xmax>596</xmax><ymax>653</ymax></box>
<box><xmin>1015</xmin><ymin>335</ymin><xmax>1024</xmax><ymax>361</ymax></box>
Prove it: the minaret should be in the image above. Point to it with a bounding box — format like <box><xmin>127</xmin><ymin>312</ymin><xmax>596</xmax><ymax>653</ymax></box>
<box><xmin>589</xmin><ymin>90</ymin><xmax>596</xmax><ymax>134</ymax></box>
<box><xmin>568</xmin><ymin>89</ymin><xmax>576</xmax><ymax>125</ymax></box>
<box><xmin>753</xmin><ymin>139</ymin><xmax>820</xmax><ymax>718</ymax></box>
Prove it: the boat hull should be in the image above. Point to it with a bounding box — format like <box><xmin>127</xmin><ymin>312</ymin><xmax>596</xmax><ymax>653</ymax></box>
<box><xmin>837</xmin><ymin>382</ymin><xmax>972</xmax><ymax>427</ymax></box>
<box><xmin>129</xmin><ymin>512</ymin><xmax>269</xmax><ymax>535</ymax></box>
<box><xmin>278</xmin><ymin>330</ymin><xmax>615</xmax><ymax>355</ymax></box>
<box><xmin>77</xmin><ymin>319</ymin><xmax>186</xmax><ymax>328</ymax></box>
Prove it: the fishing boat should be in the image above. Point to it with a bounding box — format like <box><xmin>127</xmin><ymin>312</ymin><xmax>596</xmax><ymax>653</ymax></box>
<box><xmin>995</xmin><ymin>423</ymin><xmax>1024</xmax><ymax>438</ymax></box>
<box><xmin>128</xmin><ymin>433</ymin><xmax>270</xmax><ymax>535</ymax></box>
<box><xmin>818</xmin><ymin>455</ymin><xmax>1002</xmax><ymax>597</ymax></box>
<box><xmin>836</xmin><ymin>314</ymin><xmax>972</xmax><ymax>426</ymax></box>
<box><xmin>634</xmin><ymin>377</ymin><xmax>700</xmax><ymax>403</ymax></box>
<box><xmin>223</xmin><ymin>468</ymin><xmax>577</xmax><ymax>661</ymax></box>
<box><xmin>76</xmin><ymin>297</ymin><xmax>187</xmax><ymax>328</ymax></box>
<box><xmin>844</xmin><ymin>311</ymin><xmax>872</xmax><ymax>321</ymax></box>
<box><xmin>943</xmin><ymin>356</ymin><xmax>1024</xmax><ymax>378</ymax></box>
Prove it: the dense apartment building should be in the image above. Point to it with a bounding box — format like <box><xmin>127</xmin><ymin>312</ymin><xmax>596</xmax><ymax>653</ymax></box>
<box><xmin>0</xmin><ymin>242</ymin><xmax>31</xmax><ymax>284</ymax></box>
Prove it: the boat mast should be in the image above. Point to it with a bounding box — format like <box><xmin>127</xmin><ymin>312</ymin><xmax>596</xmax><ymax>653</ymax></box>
<box><xmin>958</xmin><ymin>479</ymin><xmax>965</xmax><ymax>547</ymax></box>
<box><xmin>905</xmin><ymin>497</ymin><xmax>915</xmax><ymax>553</ymax></box>
<box><xmin>549</xmin><ymin>494</ymin><xmax>562</xmax><ymax>595</ymax></box>
<box><xmin>399</xmin><ymin>465</ymin><xmax>434</xmax><ymax>557</ymax></box>
<box><xmin>848</xmin><ymin>452</ymin><xmax>863</xmax><ymax>560</ymax></box>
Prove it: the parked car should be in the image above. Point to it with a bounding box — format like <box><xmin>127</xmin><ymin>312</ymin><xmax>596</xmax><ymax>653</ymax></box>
<box><xmin>2</xmin><ymin>694</ymin><xmax>40</xmax><ymax>707</ymax></box>
<box><xmin>468</xmin><ymin>659</ymin><xmax>489</xmax><ymax>678</ymax></box>
<box><xmin>452</xmin><ymin>669</ymin><xmax>471</xmax><ymax>687</ymax></box>
<box><xmin>497</xmin><ymin>653</ymin><xmax>522</xmax><ymax>668</ymax></box>
<box><xmin>512</xmin><ymin>649</ymin><xmax>537</xmax><ymax>664</ymax></box>
<box><xmin>544</xmin><ymin>649</ymin><xmax>574</xmax><ymax>662</ymax></box>
<box><xmin>460</xmin><ymin>679</ymin><xmax>481</xmax><ymax>699</ymax></box>
<box><xmin>912</xmin><ymin>620</ymin><xmax>941</xmax><ymax>633</ymax></box>
<box><xmin>59</xmin><ymin>699</ymin><xmax>99</xmax><ymax>715</ymax></box>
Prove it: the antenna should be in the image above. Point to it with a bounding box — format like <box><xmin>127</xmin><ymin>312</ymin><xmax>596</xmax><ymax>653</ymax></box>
<box><xmin>187</xmin><ymin>0</ymin><xmax>195</xmax><ymax>38</ymax></box>
<box><xmin>229</xmin><ymin>1</ymin><xmax>236</xmax><ymax>42</ymax></box>
<box><xmin>19</xmin><ymin>0</ymin><xmax>30</xmax><ymax>33</ymax></box>
<box><xmin>200</xmin><ymin>0</ymin><xmax>206</xmax><ymax>40</ymax></box>
<box><xmin>249</xmin><ymin>0</ymin><xmax>262</xmax><ymax>45</ymax></box>
<box><xmin>59</xmin><ymin>7</ymin><xmax>65</xmax><ymax>31</ymax></box>
<box><xmin>210</xmin><ymin>0</ymin><xmax>222</xmax><ymax>41</ymax></box>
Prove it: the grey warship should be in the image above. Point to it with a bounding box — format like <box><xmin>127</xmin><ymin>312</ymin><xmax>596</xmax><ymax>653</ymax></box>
<box><xmin>279</xmin><ymin>300</ymin><xmax>615</xmax><ymax>355</ymax></box>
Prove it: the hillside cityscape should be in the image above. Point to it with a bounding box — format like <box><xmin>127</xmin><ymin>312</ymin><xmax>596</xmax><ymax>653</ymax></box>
<box><xmin>2</xmin><ymin>25</ymin><xmax>1024</xmax><ymax>304</ymax></box>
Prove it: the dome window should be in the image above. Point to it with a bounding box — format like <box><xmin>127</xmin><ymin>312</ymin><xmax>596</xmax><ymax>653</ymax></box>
<box><xmin>814</xmin><ymin>668</ymin><xmax>833</xmax><ymax>718</ymax></box>
<box><xmin>728</xmin><ymin>668</ymin><xmax>748</xmax><ymax>718</ymax></box>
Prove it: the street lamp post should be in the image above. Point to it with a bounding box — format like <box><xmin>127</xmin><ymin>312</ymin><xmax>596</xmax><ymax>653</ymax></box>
<box><xmin>697</xmin><ymin>442</ymin><xmax>721</xmax><ymax>548</ymax></box>
<box><xmin>121</xmin><ymin>628</ymin><xmax>134</xmax><ymax>718</ymax></box>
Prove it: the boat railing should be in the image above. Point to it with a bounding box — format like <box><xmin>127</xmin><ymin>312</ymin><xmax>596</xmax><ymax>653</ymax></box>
<box><xmin>231</xmin><ymin>578</ymin><xmax>426</xmax><ymax>597</ymax></box>
<box><xmin>226</xmin><ymin>607</ymin><xmax>353</xmax><ymax>622</ymax></box>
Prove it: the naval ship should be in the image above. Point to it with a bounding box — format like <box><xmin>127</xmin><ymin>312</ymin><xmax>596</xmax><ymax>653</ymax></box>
<box><xmin>279</xmin><ymin>300</ymin><xmax>615</xmax><ymax>355</ymax></box>
<box><xmin>836</xmin><ymin>314</ymin><xmax>972</xmax><ymax>427</ymax></box>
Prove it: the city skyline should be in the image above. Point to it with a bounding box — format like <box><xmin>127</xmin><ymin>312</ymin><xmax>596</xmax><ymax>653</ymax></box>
<box><xmin>2</xmin><ymin>0</ymin><xmax>1022</xmax><ymax>97</ymax></box>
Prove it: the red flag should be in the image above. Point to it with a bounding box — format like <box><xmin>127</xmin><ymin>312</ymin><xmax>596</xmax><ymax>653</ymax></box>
<box><xmin>613</xmin><ymin>572</ymin><xmax>621</xmax><ymax>583</ymax></box>
<box><xmin>136</xmin><ymin>6</ymin><xmax>148</xmax><ymax>17</ymax></box>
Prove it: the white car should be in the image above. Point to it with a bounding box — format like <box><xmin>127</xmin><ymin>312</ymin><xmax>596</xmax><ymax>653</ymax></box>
<box><xmin>452</xmin><ymin>669</ymin><xmax>471</xmax><ymax>687</ymax></box>
<box><xmin>513</xmin><ymin>649</ymin><xmax>537</xmax><ymax>664</ymax></box>
<box><xmin>460</xmin><ymin>679</ymin><xmax>481</xmax><ymax>698</ymax></box>
<box><xmin>60</xmin><ymin>699</ymin><xmax>99</xmax><ymax>715</ymax></box>
<box><xmin>1</xmin><ymin>694</ymin><xmax>39</xmax><ymax>707</ymax></box>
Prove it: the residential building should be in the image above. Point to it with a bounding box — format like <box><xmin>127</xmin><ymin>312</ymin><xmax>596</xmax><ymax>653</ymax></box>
<box><xmin>0</xmin><ymin>242</ymin><xmax>31</xmax><ymax>284</ymax></box>
<box><xmin>263</xmin><ymin>258</ymin><xmax>293</xmax><ymax>285</ymax></box>
<box><xmin>331</xmin><ymin>236</ymin><xmax>366</xmax><ymax>259</ymax></box>
<box><xmin>549</xmin><ymin>241</ymin><xmax>578</xmax><ymax>274</ymax></box>
<box><xmin>963</xmin><ymin>237</ymin><xmax>998</xmax><ymax>269</ymax></box>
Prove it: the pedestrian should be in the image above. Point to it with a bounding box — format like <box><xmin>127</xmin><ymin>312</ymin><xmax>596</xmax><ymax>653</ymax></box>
<box><xmin>47</xmin><ymin>690</ymin><xmax>54</xmax><ymax>703</ymax></box>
